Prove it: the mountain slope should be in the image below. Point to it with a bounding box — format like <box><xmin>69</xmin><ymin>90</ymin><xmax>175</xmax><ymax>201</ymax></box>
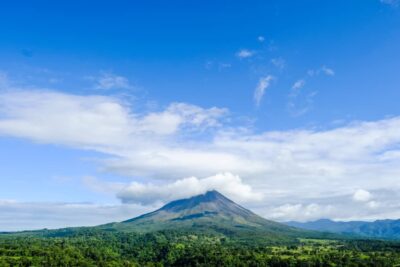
<box><xmin>3</xmin><ymin>191</ymin><xmax>335</xmax><ymax>243</ymax></box>
<box><xmin>286</xmin><ymin>219</ymin><xmax>400</xmax><ymax>239</ymax></box>
<box><xmin>101</xmin><ymin>191</ymin><xmax>313</xmax><ymax>241</ymax></box>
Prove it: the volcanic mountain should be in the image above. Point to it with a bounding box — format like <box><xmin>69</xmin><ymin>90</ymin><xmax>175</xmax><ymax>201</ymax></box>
<box><xmin>101</xmin><ymin>190</ymin><xmax>313</xmax><ymax>241</ymax></box>
<box><xmin>5</xmin><ymin>190</ymin><xmax>333</xmax><ymax>243</ymax></box>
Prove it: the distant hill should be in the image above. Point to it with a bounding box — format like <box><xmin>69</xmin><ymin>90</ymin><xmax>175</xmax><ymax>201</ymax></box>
<box><xmin>286</xmin><ymin>219</ymin><xmax>400</xmax><ymax>239</ymax></box>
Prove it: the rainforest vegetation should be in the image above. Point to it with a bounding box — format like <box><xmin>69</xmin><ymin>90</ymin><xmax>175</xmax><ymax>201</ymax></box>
<box><xmin>1</xmin><ymin>229</ymin><xmax>400</xmax><ymax>267</ymax></box>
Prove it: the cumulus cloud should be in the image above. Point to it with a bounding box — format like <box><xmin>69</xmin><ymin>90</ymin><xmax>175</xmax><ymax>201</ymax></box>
<box><xmin>353</xmin><ymin>189</ymin><xmax>372</xmax><ymax>202</ymax></box>
<box><xmin>236</xmin><ymin>49</ymin><xmax>255</xmax><ymax>59</ymax></box>
<box><xmin>253</xmin><ymin>75</ymin><xmax>274</xmax><ymax>107</ymax></box>
<box><xmin>2</xmin><ymin>89</ymin><xmax>400</xmax><ymax>222</ymax></box>
<box><xmin>0</xmin><ymin>90</ymin><xmax>227</xmax><ymax>147</ymax></box>
<box><xmin>2</xmin><ymin>90</ymin><xmax>400</xmax><ymax>189</ymax></box>
<box><xmin>115</xmin><ymin>173</ymin><xmax>263</xmax><ymax>205</ymax></box>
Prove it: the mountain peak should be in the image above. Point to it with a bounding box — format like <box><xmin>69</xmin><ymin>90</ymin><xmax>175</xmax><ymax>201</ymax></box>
<box><xmin>159</xmin><ymin>190</ymin><xmax>228</xmax><ymax>212</ymax></box>
<box><xmin>121</xmin><ymin>190</ymin><xmax>246</xmax><ymax>226</ymax></box>
<box><xmin>204</xmin><ymin>189</ymin><xmax>222</xmax><ymax>197</ymax></box>
<box><xmin>117</xmin><ymin>190</ymin><xmax>296</xmax><ymax>236</ymax></box>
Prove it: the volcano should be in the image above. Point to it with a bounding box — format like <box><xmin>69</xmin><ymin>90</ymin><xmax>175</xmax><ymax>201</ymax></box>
<box><xmin>103</xmin><ymin>190</ymin><xmax>310</xmax><ymax>241</ymax></box>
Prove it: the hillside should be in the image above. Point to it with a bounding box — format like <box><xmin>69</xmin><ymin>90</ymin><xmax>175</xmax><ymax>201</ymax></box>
<box><xmin>99</xmin><ymin>190</ymin><xmax>314</xmax><ymax>242</ymax></box>
<box><xmin>286</xmin><ymin>219</ymin><xmax>400</xmax><ymax>239</ymax></box>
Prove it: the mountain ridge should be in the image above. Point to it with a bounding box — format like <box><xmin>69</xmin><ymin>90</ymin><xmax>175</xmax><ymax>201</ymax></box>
<box><xmin>285</xmin><ymin>218</ymin><xmax>400</xmax><ymax>239</ymax></box>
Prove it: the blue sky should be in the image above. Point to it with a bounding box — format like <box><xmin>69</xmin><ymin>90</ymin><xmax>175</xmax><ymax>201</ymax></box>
<box><xmin>0</xmin><ymin>0</ymin><xmax>400</xmax><ymax>230</ymax></box>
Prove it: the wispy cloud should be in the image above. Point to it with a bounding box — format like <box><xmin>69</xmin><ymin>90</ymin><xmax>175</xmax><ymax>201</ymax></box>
<box><xmin>205</xmin><ymin>61</ymin><xmax>232</xmax><ymax>71</ymax></box>
<box><xmin>257</xmin><ymin>36</ymin><xmax>265</xmax><ymax>42</ymax></box>
<box><xmin>89</xmin><ymin>72</ymin><xmax>132</xmax><ymax>90</ymax></box>
<box><xmin>308</xmin><ymin>66</ymin><xmax>335</xmax><ymax>77</ymax></box>
<box><xmin>253</xmin><ymin>75</ymin><xmax>274</xmax><ymax>107</ymax></box>
<box><xmin>291</xmin><ymin>79</ymin><xmax>305</xmax><ymax>90</ymax></box>
<box><xmin>236</xmin><ymin>49</ymin><xmax>255</xmax><ymax>59</ymax></box>
<box><xmin>271</xmin><ymin>58</ymin><xmax>286</xmax><ymax>70</ymax></box>
<box><xmin>288</xmin><ymin>65</ymin><xmax>334</xmax><ymax>116</ymax></box>
<box><xmin>287</xmin><ymin>91</ymin><xmax>317</xmax><ymax>117</ymax></box>
<box><xmin>380</xmin><ymin>0</ymin><xmax>399</xmax><ymax>7</ymax></box>
<box><xmin>288</xmin><ymin>79</ymin><xmax>312</xmax><ymax>116</ymax></box>
<box><xmin>321</xmin><ymin>66</ymin><xmax>335</xmax><ymax>76</ymax></box>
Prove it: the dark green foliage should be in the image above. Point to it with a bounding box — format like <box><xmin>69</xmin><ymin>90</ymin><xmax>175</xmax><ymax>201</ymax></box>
<box><xmin>1</xmin><ymin>230</ymin><xmax>400</xmax><ymax>266</ymax></box>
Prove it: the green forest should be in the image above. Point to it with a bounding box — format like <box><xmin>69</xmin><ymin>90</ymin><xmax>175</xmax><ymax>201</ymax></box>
<box><xmin>1</xmin><ymin>229</ymin><xmax>400</xmax><ymax>267</ymax></box>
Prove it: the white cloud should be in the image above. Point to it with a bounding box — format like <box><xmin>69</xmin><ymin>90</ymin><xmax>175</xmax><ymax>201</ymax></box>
<box><xmin>288</xmin><ymin>78</ymin><xmax>315</xmax><ymax>117</ymax></box>
<box><xmin>2</xmin><ymin>89</ymin><xmax>400</xmax><ymax>222</ymax></box>
<box><xmin>270</xmin><ymin>203</ymin><xmax>334</xmax><ymax>222</ymax></box>
<box><xmin>0</xmin><ymin>200</ymin><xmax>152</xmax><ymax>232</ymax></box>
<box><xmin>115</xmin><ymin>173</ymin><xmax>263</xmax><ymax>205</ymax></box>
<box><xmin>287</xmin><ymin>91</ymin><xmax>317</xmax><ymax>117</ymax></box>
<box><xmin>257</xmin><ymin>36</ymin><xmax>265</xmax><ymax>42</ymax></box>
<box><xmin>288</xmin><ymin>65</ymin><xmax>334</xmax><ymax>117</ymax></box>
<box><xmin>353</xmin><ymin>189</ymin><xmax>372</xmax><ymax>202</ymax></box>
<box><xmin>367</xmin><ymin>201</ymin><xmax>380</xmax><ymax>209</ymax></box>
<box><xmin>258</xmin><ymin>189</ymin><xmax>400</xmax><ymax>222</ymax></box>
<box><xmin>0</xmin><ymin>91</ymin><xmax>136</xmax><ymax>147</ymax></box>
<box><xmin>292</xmin><ymin>79</ymin><xmax>305</xmax><ymax>90</ymax></box>
<box><xmin>236</xmin><ymin>49</ymin><xmax>255</xmax><ymax>59</ymax></box>
<box><xmin>253</xmin><ymin>75</ymin><xmax>274</xmax><ymax>107</ymax></box>
<box><xmin>308</xmin><ymin>66</ymin><xmax>335</xmax><ymax>77</ymax></box>
<box><xmin>0</xmin><ymin>90</ymin><xmax>227</xmax><ymax>147</ymax></box>
<box><xmin>2</xmin><ymin>90</ymin><xmax>400</xmax><ymax>190</ymax></box>
<box><xmin>271</xmin><ymin>58</ymin><xmax>285</xmax><ymax>69</ymax></box>
<box><xmin>321</xmin><ymin>66</ymin><xmax>335</xmax><ymax>76</ymax></box>
<box><xmin>91</xmin><ymin>72</ymin><xmax>132</xmax><ymax>90</ymax></box>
